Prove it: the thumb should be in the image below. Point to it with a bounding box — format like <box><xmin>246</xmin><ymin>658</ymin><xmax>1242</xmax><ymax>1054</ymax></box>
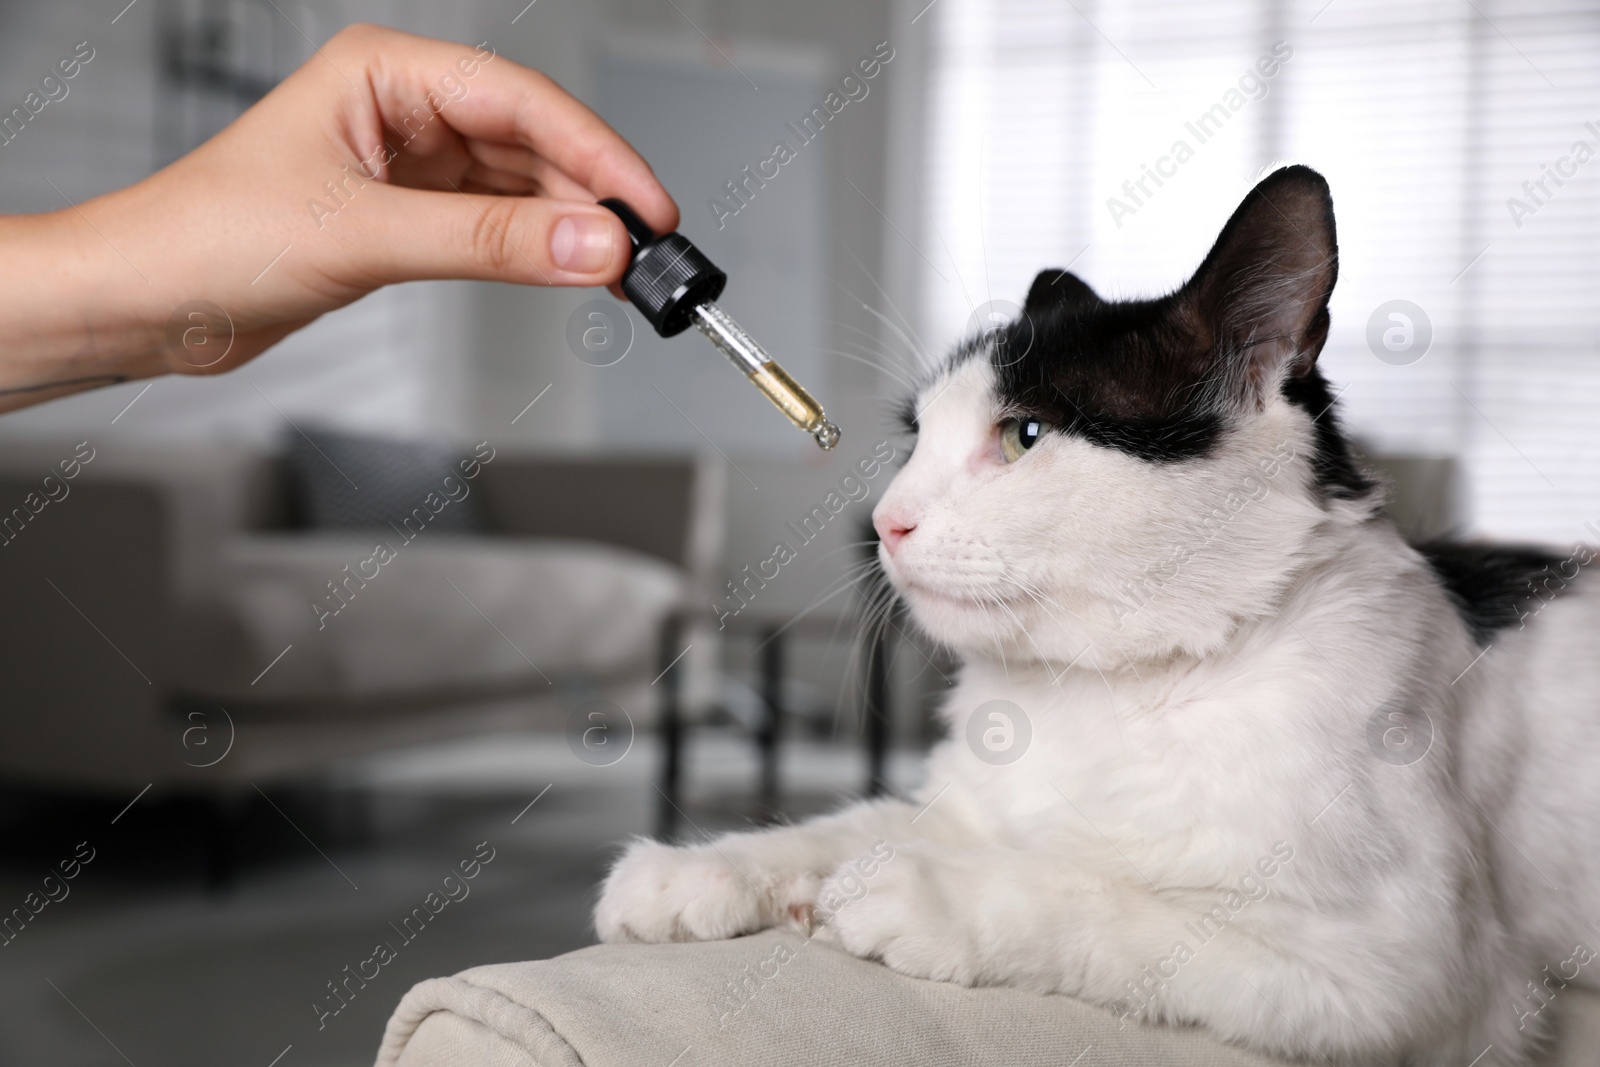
<box><xmin>354</xmin><ymin>187</ymin><xmax>631</xmax><ymax>287</ymax></box>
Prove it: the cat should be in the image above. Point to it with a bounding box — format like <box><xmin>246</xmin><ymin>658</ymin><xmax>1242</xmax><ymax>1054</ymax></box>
<box><xmin>595</xmin><ymin>165</ymin><xmax>1600</xmax><ymax>1066</ymax></box>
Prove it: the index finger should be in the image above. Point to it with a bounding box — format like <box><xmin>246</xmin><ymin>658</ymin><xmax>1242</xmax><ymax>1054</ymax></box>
<box><xmin>356</xmin><ymin>28</ymin><xmax>680</xmax><ymax>234</ymax></box>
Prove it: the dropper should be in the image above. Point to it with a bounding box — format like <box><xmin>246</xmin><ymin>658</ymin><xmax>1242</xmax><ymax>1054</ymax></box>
<box><xmin>600</xmin><ymin>198</ymin><xmax>841</xmax><ymax>451</ymax></box>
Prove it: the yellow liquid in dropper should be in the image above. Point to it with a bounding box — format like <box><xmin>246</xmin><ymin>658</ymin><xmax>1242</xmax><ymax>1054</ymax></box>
<box><xmin>690</xmin><ymin>303</ymin><xmax>841</xmax><ymax>451</ymax></box>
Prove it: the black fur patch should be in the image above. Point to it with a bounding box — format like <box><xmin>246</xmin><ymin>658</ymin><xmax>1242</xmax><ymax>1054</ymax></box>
<box><xmin>988</xmin><ymin>296</ymin><xmax>1223</xmax><ymax>463</ymax></box>
<box><xmin>1416</xmin><ymin>541</ymin><xmax>1577</xmax><ymax>645</ymax></box>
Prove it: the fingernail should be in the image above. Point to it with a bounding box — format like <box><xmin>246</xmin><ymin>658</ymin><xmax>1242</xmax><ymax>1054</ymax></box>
<box><xmin>551</xmin><ymin>215</ymin><xmax>615</xmax><ymax>273</ymax></box>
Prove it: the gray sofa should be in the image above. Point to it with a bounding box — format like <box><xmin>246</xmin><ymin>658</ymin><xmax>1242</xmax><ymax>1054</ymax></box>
<box><xmin>0</xmin><ymin>438</ymin><xmax>723</xmax><ymax>797</ymax></box>
<box><xmin>375</xmin><ymin>930</ymin><xmax>1600</xmax><ymax>1066</ymax></box>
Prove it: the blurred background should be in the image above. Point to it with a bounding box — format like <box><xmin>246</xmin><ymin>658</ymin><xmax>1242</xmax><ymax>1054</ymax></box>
<box><xmin>0</xmin><ymin>0</ymin><xmax>1595</xmax><ymax>1063</ymax></box>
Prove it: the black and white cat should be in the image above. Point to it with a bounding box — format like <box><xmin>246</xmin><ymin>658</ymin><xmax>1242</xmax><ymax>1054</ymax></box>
<box><xmin>595</xmin><ymin>166</ymin><xmax>1600</xmax><ymax>1065</ymax></box>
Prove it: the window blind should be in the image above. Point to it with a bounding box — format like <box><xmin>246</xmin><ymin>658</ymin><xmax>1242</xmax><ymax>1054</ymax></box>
<box><xmin>922</xmin><ymin>0</ymin><xmax>1600</xmax><ymax>543</ymax></box>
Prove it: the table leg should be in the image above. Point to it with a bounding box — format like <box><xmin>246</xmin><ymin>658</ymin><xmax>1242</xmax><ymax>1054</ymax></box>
<box><xmin>655</xmin><ymin>614</ymin><xmax>684</xmax><ymax>841</ymax></box>
<box><xmin>866</xmin><ymin>620</ymin><xmax>891</xmax><ymax>797</ymax></box>
<box><xmin>758</xmin><ymin>627</ymin><xmax>783</xmax><ymax>814</ymax></box>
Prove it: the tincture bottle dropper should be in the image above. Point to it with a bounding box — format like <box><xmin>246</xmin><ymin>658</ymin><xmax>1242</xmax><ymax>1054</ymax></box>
<box><xmin>600</xmin><ymin>198</ymin><xmax>841</xmax><ymax>451</ymax></box>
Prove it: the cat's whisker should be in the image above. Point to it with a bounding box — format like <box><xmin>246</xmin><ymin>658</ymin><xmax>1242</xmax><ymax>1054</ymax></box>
<box><xmin>823</xmin><ymin>299</ymin><xmax>927</xmax><ymax>389</ymax></box>
<box><xmin>996</xmin><ymin>572</ymin><xmax>1059</xmax><ymax>610</ymax></box>
<box><xmin>987</xmin><ymin>592</ymin><xmax>1080</xmax><ymax>689</ymax></box>
<box><xmin>863</xmin><ymin>587</ymin><xmax>950</xmax><ymax>688</ymax></box>
<box><xmin>834</xmin><ymin>317</ymin><xmax>915</xmax><ymax>359</ymax></box>
<box><xmin>739</xmin><ymin>564</ymin><xmax>886</xmax><ymax>669</ymax></box>
<box><xmin>823</xmin><ymin>318</ymin><xmax>915</xmax><ymax>363</ymax></box>
<box><xmin>834</xmin><ymin>319</ymin><xmax>926</xmax><ymax>380</ymax></box>
<box><xmin>999</xmin><ymin>571</ymin><xmax>1094</xmax><ymax>627</ymax></box>
<box><xmin>812</xmin><ymin>541</ymin><xmax>884</xmax><ymax>564</ymax></box>
<box><xmin>733</xmin><ymin>561</ymin><xmax>903</xmax><ymax>744</ymax></box>
<box><xmin>826</xmin><ymin>605</ymin><xmax>881</xmax><ymax>740</ymax></box>
<box><xmin>1004</xmin><ymin>581</ymin><xmax>1077</xmax><ymax>642</ymax></box>
<box><xmin>835</xmin><ymin>252</ymin><xmax>939</xmax><ymax>373</ymax></box>
<box><xmin>833</xmin><ymin>335</ymin><xmax>920</xmax><ymax>377</ymax></box>
<box><xmin>847</xmin><ymin>308</ymin><xmax>934</xmax><ymax>380</ymax></box>
<box><xmin>839</xmin><ymin>243</ymin><xmax>927</xmax><ymax>347</ymax></box>
<box><xmin>829</xmin><ymin>575</ymin><xmax>913</xmax><ymax>740</ymax></box>
<box><xmin>990</xmin><ymin>595</ymin><xmax>1048</xmax><ymax>664</ymax></box>
<box><xmin>994</xmin><ymin>574</ymin><xmax>1060</xmax><ymax>622</ymax></box>
<box><xmin>821</xmin><ymin>349</ymin><xmax>921</xmax><ymax>393</ymax></box>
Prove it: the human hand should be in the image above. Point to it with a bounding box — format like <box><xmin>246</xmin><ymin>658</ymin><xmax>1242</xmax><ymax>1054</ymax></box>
<box><xmin>0</xmin><ymin>23</ymin><xmax>676</xmax><ymax>407</ymax></box>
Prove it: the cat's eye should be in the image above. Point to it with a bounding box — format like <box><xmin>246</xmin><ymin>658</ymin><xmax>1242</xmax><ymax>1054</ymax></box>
<box><xmin>999</xmin><ymin>417</ymin><xmax>1051</xmax><ymax>463</ymax></box>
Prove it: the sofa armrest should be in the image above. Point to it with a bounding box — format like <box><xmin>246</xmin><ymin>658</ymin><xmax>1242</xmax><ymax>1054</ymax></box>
<box><xmin>376</xmin><ymin>931</ymin><xmax>1288</xmax><ymax>1067</ymax></box>
<box><xmin>0</xmin><ymin>478</ymin><xmax>172</xmax><ymax>790</ymax></box>
<box><xmin>378</xmin><ymin>933</ymin><xmax>1600</xmax><ymax>1066</ymax></box>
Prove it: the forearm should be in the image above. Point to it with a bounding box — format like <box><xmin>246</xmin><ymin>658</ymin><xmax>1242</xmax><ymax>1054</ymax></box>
<box><xmin>0</xmin><ymin>207</ymin><xmax>169</xmax><ymax>413</ymax></box>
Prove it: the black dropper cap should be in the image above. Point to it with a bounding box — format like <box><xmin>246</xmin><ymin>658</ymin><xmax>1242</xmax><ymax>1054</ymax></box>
<box><xmin>600</xmin><ymin>198</ymin><xmax>727</xmax><ymax>338</ymax></box>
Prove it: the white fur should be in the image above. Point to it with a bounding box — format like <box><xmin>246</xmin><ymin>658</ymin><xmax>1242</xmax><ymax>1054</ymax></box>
<box><xmin>596</xmin><ymin>357</ymin><xmax>1600</xmax><ymax>1066</ymax></box>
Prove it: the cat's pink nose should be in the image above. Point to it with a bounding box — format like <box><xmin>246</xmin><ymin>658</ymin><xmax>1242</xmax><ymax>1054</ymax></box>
<box><xmin>873</xmin><ymin>508</ymin><xmax>915</xmax><ymax>553</ymax></box>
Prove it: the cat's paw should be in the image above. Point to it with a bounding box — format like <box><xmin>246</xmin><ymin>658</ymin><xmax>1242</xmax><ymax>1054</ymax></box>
<box><xmin>817</xmin><ymin>843</ymin><xmax>984</xmax><ymax>986</ymax></box>
<box><xmin>594</xmin><ymin>838</ymin><xmax>819</xmax><ymax>943</ymax></box>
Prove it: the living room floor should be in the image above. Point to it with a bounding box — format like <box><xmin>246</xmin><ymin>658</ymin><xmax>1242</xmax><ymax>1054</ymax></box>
<box><xmin>0</xmin><ymin>732</ymin><xmax>922</xmax><ymax>1067</ymax></box>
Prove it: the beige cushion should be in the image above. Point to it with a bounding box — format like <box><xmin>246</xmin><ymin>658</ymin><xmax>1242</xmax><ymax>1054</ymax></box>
<box><xmin>376</xmin><ymin>931</ymin><xmax>1600</xmax><ymax>1067</ymax></box>
<box><xmin>177</xmin><ymin>535</ymin><xmax>682</xmax><ymax>701</ymax></box>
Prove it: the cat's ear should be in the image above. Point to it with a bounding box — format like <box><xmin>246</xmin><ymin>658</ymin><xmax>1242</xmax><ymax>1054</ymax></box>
<box><xmin>1024</xmin><ymin>269</ymin><xmax>1099</xmax><ymax>317</ymax></box>
<box><xmin>1180</xmin><ymin>165</ymin><xmax>1337</xmax><ymax>403</ymax></box>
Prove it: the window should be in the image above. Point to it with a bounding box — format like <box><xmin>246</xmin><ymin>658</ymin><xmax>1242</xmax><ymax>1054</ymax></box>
<box><xmin>922</xmin><ymin>0</ymin><xmax>1600</xmax><ymax>543</ymax></box>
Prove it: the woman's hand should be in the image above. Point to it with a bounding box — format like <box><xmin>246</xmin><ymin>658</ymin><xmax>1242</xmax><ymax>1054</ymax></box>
<box><xmin>0</xmin><ymin>23</ymin><xmax>676</xmax><ymax>412</ymax></box>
